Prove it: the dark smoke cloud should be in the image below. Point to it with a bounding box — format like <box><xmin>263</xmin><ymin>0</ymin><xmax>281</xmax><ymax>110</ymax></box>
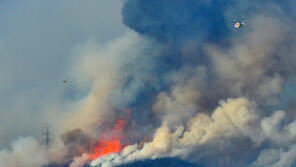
<box><xmin>86</xmin><ymin>0</ymin><xmax>296</xmax><ymax>167</ymax></box>
<box><xmin>5</xmin><ymin>0</ymin><xmax>295</xmax><ymax>167</ymax></box>
<box><xmin>121</xmin><ymin>0</ymin><xmax>296</xmax><ymax>108</ymax></box>
<box><xmin>122</xmin><ymin>0</ymin><xmax>230</xmax><ymax>43</ymax></box>
<box><xmin>60</xmin><ymin>129</ymin><xmax>93</xmax><ymax>161</ymax></box>
<box><xmin>122</xmin><ymin>0</ymin><xmax>295</xmax><ymax>45</ymax></box>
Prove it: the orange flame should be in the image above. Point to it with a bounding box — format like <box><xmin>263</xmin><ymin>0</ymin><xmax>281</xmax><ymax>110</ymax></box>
<box><xmin>89</xmin><ymin>110</ymin><xmax>130</xmax><ymax>160</ymax></box>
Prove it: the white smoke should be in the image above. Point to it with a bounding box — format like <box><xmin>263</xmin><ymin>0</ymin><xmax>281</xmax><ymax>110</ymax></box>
<box><xmin>70</xmin><ymin>153</ymin><xmax>90</xmax><ymax>167</ymax></box>
<box><xmin>253</xmin><ymin>144</ymin><xmax>296</xmax><ymax>167</ymax></box>
<box><xmin>87</xmin><ymin>14</ymin><xmax>296</xmax><ymax>167</ymax></box>
<box><xmin>89</xmin><ymin>98</ymin><xmax>256</xmax><ymax>166</ymax></box>
<box><xmin>1</xmin><ymin>1</ymin><xmax>296</xmax><ymax>167</ymax></box>
<box><xmin>207</xmin><ymin>15</ymin><xmax>292</xmax><ymax>102</ymax></box>
<box><xmin>152</xmin><ymin>66</ymin><xmax>207</xmax><ymax>126</ymax></box>
<box><xmin>0</xmin><ymin>137</ymin><xmax>49</xmax><ymax>167</ymax></box>
<box><xmin>89</xmin><ymin>97</ymin><xmax>296</xmax><ymax>167</ymax></box>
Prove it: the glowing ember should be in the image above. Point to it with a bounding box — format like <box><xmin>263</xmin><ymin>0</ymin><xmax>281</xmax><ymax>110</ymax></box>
<box><xmin>89</xmin><ymin>110</ymin><xmax>130</xmax><ymax>160</ymax></box>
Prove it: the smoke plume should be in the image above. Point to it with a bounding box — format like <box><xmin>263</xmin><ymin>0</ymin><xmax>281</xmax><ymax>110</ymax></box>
<box><xmin>1</xmin><ymin>0</ymin><xmax>296</xmax><ymax>167</ymax></box>
<box><xmin>82</xmin><ymin>0</ymin><xmax>296</xmax><ymax>166</ymax></box>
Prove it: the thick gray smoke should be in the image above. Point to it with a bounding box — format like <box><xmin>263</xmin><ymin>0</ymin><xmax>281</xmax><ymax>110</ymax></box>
<box><xmin>82</xmin><ymin>0</ymin><xmax>296</xmax><ymax>167</ymax></box>
<box><xmin>1</xmin><ymin>0</ymin><xmax>296</xmax><ymax>167</ymax></box>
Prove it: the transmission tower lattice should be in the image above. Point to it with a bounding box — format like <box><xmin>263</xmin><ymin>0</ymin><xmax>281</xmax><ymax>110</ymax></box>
<box><xmin>41</xmin><ymin>125</ymin><xmax>54</xmax><ymax>151</ymax></box>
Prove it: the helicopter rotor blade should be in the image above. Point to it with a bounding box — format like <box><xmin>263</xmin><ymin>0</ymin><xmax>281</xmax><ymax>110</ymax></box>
<box><xmin>237</xmin><ymin>18</ymin><xmax>248</xmax><ymax>21</ymax></box>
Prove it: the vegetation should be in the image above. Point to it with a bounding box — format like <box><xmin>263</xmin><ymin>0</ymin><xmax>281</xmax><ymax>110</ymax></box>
<box><xmin>117</xmin><ymin>158</ymin><xmax>197</xmax><ymax>167</ymax></box>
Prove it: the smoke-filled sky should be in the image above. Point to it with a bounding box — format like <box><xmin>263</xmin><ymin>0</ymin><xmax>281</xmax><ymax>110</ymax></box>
<box><xmin>0</xmin><ymin>0</ymin><xmax>126</xmax><ymax>145</ymax></box>
<box><xmin>1</xmin><ymin>0</ymin><xmax>296</xmax><ymax>167</ymax></box>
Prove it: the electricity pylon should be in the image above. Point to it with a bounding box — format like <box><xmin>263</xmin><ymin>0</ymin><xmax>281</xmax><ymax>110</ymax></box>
<box><xmin>41</xmin><ymin>125</ymin><xmax>54</xmax><ymax>151</ymax></box>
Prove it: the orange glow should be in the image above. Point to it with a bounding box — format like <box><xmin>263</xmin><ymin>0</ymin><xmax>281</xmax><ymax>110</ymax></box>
<box><xmin>89</xmin><ymin>138</ymin><xmax>121</xmax><ymax>159</ymax></box>
<box><xmin>89</xmin><ymin>110</ymin><xmax>130</xmax><ymax>160</ymax></box>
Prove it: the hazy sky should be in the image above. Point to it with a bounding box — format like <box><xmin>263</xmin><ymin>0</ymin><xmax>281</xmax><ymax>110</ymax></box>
<box><xmin>0</xmin><ymin>0</ymin><xmax>127</xmax><ymax>147</ymax></box>
<box><xmin>1</xmin><ymin>1</ymin><xmax>296</xmax><ymax>167</ymax></box>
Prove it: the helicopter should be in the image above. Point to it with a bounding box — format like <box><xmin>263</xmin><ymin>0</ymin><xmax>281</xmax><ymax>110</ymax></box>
<box><xmin>230</xmin><ymin>18</ymin><xmax>248</xmax><ymax>29</ymax></box>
